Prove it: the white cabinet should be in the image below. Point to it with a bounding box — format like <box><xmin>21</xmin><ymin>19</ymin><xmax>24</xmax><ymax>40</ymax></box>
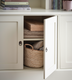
<box><xmin>0</xmin><ymin>16</ymin><xmax>23</xmax><ymax>69</ymax></box>
<box><xmin>0</xmin><ymin>15</ymin><xmax>57</xmax><ymax>79</ymax></box>
<box><xmin>59</xmin><ymin>15</ymin><xmax>72</xmax><ymax>69</ymax></box>
<box><xmin>0</xmin><ymin>11</ymin><xmax>72</xmax><ymax>80</ymax></box>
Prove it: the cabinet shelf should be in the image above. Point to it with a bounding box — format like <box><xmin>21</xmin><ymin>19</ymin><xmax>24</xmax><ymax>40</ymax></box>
<box><xmin>23</xmin><ymin>38</ymin><xmax>44</xmax><ymax>41</ymax></box>
<box><xmin>24</xmin><ymin>66</ymin><xmax>43</xmax><ymax>71</ymax></box>
<box><xmin>0</xmin><ymin>66</ymin><xmax>43</xmax><ymax>72</ymax></box>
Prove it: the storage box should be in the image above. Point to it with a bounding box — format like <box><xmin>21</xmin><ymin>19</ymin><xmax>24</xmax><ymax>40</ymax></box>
<box><xmin>25</xmin><ymin>21</ymin><xmax>44</xmax><ymax>31</ymax></box>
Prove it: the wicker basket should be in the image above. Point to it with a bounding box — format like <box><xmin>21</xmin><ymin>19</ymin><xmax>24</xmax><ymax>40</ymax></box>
<box><xmin>24</xmin><ymin>44</ymin><xmax>43</xmax><ymax>68</ymax></box>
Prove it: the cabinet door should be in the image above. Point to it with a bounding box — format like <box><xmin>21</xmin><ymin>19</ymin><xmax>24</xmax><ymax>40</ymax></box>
<box><xmin>0</xmin><ymin>16</ymin><xmax>23</xmax><ymax>69</ymax></box>
<box><xmin>60</xmin><ymin>16</ymin><xmax>72</xmax><ymax>69</ymax></box>
<box><xmin>44</xmin><ymin>16</ymin><xmax>57</xmax><ymax>79</ymax></box>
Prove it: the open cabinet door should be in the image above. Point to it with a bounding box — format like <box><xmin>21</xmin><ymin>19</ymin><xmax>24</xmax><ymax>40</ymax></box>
<box><xmin>44</xmin><ymin>16</ymin><xmax>57</xmax><ymax>79</ymax></box>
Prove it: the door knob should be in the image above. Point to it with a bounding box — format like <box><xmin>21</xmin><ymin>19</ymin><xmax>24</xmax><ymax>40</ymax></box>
<box><xmin>19</xmin><ymin>41</ymin><xmax>22</xmax><ymax>46</ymax></box>
<box><xmin>46</xmin><ymin>47</ymin><xmax>48</xmax><ymax>52</ymax></box>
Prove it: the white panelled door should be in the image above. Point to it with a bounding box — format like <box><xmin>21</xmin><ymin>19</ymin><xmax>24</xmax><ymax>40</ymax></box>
<box><xmin>0</xmin><ymin>16</ymin><xmax>23</xmax><ymax>69</ymax></box>
<box><xmin>60</xmin><ymin>16</ymin><xmax>72</xmax><ymax>69</ymax></box>
<box><xmin>44</xmin><ymin>16</ymin><xmax>57</xmax><ymax>79</ymax></box>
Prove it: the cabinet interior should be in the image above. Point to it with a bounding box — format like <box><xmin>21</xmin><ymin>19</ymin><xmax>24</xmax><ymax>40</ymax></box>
<box><xmin>23</xmin><ymin>15</ymin><xmax>54</xmax><ymax>70</ymax></box>
<box><xmin>23</xmin><ymin>41</ymin><xmax>44</xmax><ymax>69</ymax></box>
<box><xmin>24</xmin><ymin>16</ymin><xmax>53</xmax><ymax>23</ymax></box>
<box><xmin>24</xmin><ymin>16</ymin><xmax>53</xmax><ymax>39</ymax></box>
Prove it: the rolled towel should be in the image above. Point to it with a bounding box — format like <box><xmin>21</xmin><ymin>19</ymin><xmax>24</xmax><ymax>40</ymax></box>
<box><xmin>33</xmin><ymin>41</ymin><xmax>44</xmax><ymax>50</ymax></box>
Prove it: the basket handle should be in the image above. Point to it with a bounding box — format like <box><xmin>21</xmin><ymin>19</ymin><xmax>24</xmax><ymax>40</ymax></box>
<box><xmin>24</xmin><ymin>44</ymin><xmax>34</xmax><ymax>50</ymax></box>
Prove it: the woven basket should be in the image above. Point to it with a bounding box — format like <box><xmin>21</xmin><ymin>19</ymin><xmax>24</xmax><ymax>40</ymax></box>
<box><xmin>24</xmin><ymin>44</ymin><xmax>43</xmax><ymax>68</ymax></box>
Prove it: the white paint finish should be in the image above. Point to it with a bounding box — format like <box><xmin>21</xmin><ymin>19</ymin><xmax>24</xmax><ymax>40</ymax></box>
<box><xmin>0</xmin><ymin>9</ymin><xmax>72</xmax><ymax>16</ymax></box>
<box><xmin>58</xmin><ymin>15</ymin><xmax>61</xmax><ymax>69</ymax></box>
<box><xmin>0</xmin><ymin>22</ymin><xmax>18</xmax><ymax>64</ymax></box>
<box><xmin>0</xmin><ymin>71</ymin><xmax>72</xmax><ymax>80</ymax></box>
<box><xmin>56</xmin><ymin>69</ymin><xmax>72</xmax><ymax>71</ymax></box>
<box><xmin>60</xmin><ymin>16</ymin><xmax>72</xmax><ymax>69</ymax></box>
<box><xmin>66</xmin><ymin>23</ymin><xmax>72</xmax><ymax>62</ymax></box>
<box><xmin>44</xmin><ymin>16</ymin><xmax>57</xmax><ymax>79</ymax></box>
<box><xmin>0</xmin><ymin>16</ymin><xmax>23</xmax><ymax>69</ymax></box>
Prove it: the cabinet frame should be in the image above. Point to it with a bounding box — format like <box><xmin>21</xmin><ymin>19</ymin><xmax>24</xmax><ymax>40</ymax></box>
<box><xmin>0</xmin><ymin>14</ymin><xmax>58</xmax><ymax>79</ymax></box>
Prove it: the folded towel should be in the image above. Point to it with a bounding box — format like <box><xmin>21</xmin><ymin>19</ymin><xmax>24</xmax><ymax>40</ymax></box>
<box><xmin>39</xmin><ymin>46</ymin><xmax>44</xmax><ymax>51</ymax></box>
